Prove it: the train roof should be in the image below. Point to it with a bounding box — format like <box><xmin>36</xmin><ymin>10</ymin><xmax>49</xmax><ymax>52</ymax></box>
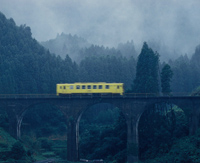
<box><xmin>57</xmin><ymin>82</ymin><xmax>124</xmax><ymax>85</ymax></box>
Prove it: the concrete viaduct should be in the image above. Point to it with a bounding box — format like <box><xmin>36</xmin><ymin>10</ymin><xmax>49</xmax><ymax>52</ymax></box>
<box><xmin>0</xmin><ymin>95</ymin><xmax>200</xmax><ymax>163</ymax></box>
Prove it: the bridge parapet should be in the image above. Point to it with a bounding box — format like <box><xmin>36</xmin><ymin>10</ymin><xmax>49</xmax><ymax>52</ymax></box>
<box><xmin>0</xmin><ymin>94</ymin><xmax>200</xmax><ymax>163</ymax></box>
<box><xmin>0</xmin><ymin>92</ymin><xmax>197</xmax><ymax>99</ymax></box>
<box><xmin>0</xmin><ymin>94</ymin><xmax>58</xmax><ymax>99</ymax></box>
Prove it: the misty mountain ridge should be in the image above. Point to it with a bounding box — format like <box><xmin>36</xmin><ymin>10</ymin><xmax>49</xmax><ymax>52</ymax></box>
<box><xmin>1</xmin><ymin>10</ymin><xmax>198</xmax><ymax>63</ymax></box>
<box><xmin>41</xmin><ymin>33</ymin><xmax>139</xmax><ymax>62</ymax></box>
<box><xmin>41</xmin><ymin>33</ymin><xmax>90</xmax><ymax>62</ymax></box>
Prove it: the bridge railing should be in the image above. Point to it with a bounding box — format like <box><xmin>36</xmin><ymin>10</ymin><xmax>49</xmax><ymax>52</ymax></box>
<box><xmin>0</xmin><ymin>92</ymin><xmax>195</xmax><ymax>99</ymax></box>
<box><xmin>124</xmin><ymin>92</ymin><xmax>193</xmax><ymax>97</ymax></box>
<box><xmin>124</xmin><ymin>93</ymin><xmax>159</xmax><ymax>97</ymax></box>
<box><xmin>0</xmin><ymin>94</ymin><xmax>57</xmax><ymax>99</ymax></box>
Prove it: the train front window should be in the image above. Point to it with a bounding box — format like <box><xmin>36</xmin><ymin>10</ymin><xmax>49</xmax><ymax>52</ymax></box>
<box><xmin>93</xmin><ymin>85</ymin><xmax>97</xmax><ymax>89</ymax></box>
<box><xmin>76</xmin><ymin>85</ymin><xmax>80</xmax><ymax>89</ymax></box>
<box><xmin>106</xmin><ymin>85</ymin><xmax>109</xmax><ymax>89</ymax></box>
<box><xmin>70</xmin><ymin>86</ymin><xmax>74</xmax><ymax>89</ymax></box>
<box><xmin>82</xmin><ymin>85</ymin><xmax>86</xmax><ymax>89</ymax></box>
<box><xmin>87</xmin><ymin>85</ymin><xmax>91</xmax><ymax>89</ymax></box>
<box><xmin>99</xmin><ymin>85</ymin><xmax>102</xmax><ymax>89</ymax></box>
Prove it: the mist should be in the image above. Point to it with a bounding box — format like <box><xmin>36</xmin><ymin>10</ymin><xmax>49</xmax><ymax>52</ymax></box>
<box><xmin>0</xmin><ymin>0</ymin><xmax>200</xmax><ymax>59</ymax></box>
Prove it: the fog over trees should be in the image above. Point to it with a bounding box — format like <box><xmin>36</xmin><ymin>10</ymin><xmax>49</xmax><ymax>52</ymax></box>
<box><xmin>1</xmin><ymin>2</ymin><xmax>200</xmax><ymax>162</ymax></box>
<box><xmin>1</xmin><ymin>0</ymin><xmax>200</xmax><ymax>60</ymax></box>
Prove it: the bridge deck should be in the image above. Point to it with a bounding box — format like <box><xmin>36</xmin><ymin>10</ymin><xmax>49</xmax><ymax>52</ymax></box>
<box><xmin>0</xmin><ymin>94</ymin><xmax>198</xmax><ymax>99</ymax></box>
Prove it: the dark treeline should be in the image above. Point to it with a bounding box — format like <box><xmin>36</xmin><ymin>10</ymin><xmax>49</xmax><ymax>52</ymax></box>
<box><xmin>1</xmin><ymin>11</ymin><xmax>200</xmax><ymax>163</ymax></box>
<box><xmin>1</xmin><ymin>12</ymin><xmax>200</xmax><ymax>95</ymax></box>
<box><xmin>79</xmin><ymin>105</ymin><xmax>127</xmax><ymax>162</ymax></box>
<box><xmin>169</xmin><ymin>46</ymin><xmax>200</xmax><ymax>93</ymax></box>
<box><xmin>0</xmin><ymin>12</ymin><xmax>136</xmax><ymax>94</ymax></box>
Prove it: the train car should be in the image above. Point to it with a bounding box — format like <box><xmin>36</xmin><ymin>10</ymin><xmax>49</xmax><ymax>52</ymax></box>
<box><xmin>56</xmin><ymin>82</ymin><xmax>124</xmax><ymax>96</ymax></box>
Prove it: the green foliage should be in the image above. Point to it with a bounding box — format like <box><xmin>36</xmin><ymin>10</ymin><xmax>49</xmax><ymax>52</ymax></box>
<box><xmin>190</xmin><ymin>45</ymin><xmax>200</xmax><ymax>91</ymax></box>
<box><xmin>79</xmin><ymin>55</ymin><xmax>136</xmax><ymax>89</ymax></box>
<box><xmin>19</xmin><ymin>104</ymin><xmax>68</xmax><ymax>161</ymax></box>
<box><xmin>132</xmin><ymin>42</ymin><xmax>160</xmax><ymax>94</ymax></box>
<box><xmin>139</xmin><ymin>104</ymin><xmax>189</xmax><ymax>162</ymax></box>
<box><xmin>0</xmin><ymin>127</ymin><xmax>16</xmax><ymax>149</ymax></box>
<box><xmin>0</xmin><ymin>141</ymin><xmax>35</xmax><ymax>163</ymax></box>
<box><xmin>79</xmin><ymin>105</ymin><xmax>127</xmax><ymax>163</ymax></box>
<box><xmin>169</xmin><ymin>55</ymin><xmax>193</xmax><ymax>94</ymax></box>
<box><xmin>10</xmin><ymin>141</ymin><xmax>26</xmax><ymax>160</ymax></box>
<box><xmin>0</xmin><ymin>108</ymin><xmax>9</xmax><ymax>131</ymax></box>
<box><xmin>41</xmin><ymin>33</ymin><xmax>90</xmax><ymax>61</ymax></box>
<box><xmin>80</xmin><ymin>44</ymin><xmax>122</xmax><ymax>58</ymax></box>
<box><xmin>0</xmin><ymin>11</ymin><xmax>137</xmax><ymax>94</ymax></box>
<box><xmin>191</xmin><ymin>86</ymin><xmax>200</xmax><ymax>96</ymax></box>
<box><xmin>117</xmin><ymin>40</ymin><xmax>137</xmax><ymax>58</ymax></box>
<box><xmin>161</xmin><ymin>64</ymin><xmax>173</xmax><ymax>95</ymax></box>
<box><xmin>21</xmin><ymin>104</ymin><xmax>67</xmax><ymax>138</ymax></box>
<box><xmin>141</xmin><ymin>130</ymin><xmax>200</xmax><ymax>163</ymax></box>
<box><xmin>0</xmin><ymin>13</ymin><xmax>79</xmax><ymax>94</ymax></box>
<box><xmin>2</xmin><ymin>10</ymin><xmax>200</xmax><ymax>163</ymax></box>
<box><xmin>39</xmin><ymin>138</ymin><xmax>53</xmax><ymax>151</ymax></box>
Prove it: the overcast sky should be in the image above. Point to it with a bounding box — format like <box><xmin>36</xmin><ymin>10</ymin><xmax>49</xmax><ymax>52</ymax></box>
<box><xmin>0</xmin><ymin>0</ymin><xmax>200</xmax><ymax>57</ymax></box>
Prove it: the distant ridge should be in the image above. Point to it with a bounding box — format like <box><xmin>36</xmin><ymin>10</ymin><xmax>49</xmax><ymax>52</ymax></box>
<box><xmin>41</xmin><ymin>33</ymin><xmax>90</xmax><ymax>61</ymax></box>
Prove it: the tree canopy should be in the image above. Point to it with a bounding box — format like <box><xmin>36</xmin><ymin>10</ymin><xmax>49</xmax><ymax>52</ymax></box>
<box><xmin>132</xmin><ymin>42</ymin><xmax>160</xmax><ymax>94</ymax></box>
<box><xmin>161</xmin><ymin>64</ymin><xmax>173</xmax><ymax>95</ymax></box>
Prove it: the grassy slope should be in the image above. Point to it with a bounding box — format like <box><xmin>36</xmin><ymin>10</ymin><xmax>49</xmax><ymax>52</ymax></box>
<box><xmin>0</xmin><ymin>127</ymin><xmax>16</xmax><ymax>151</ymax></box>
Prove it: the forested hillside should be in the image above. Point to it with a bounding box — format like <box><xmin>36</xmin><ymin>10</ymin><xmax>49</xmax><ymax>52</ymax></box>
<box><xmin>0</xmin><ymin>11</ymin><xmax>134</xmax><ymax>162</ymax></box>
<box><xmin>41</xmin><ymin>33</ymin><xmax>90</xmax><ymax>62</ymax></box>
<box><xmin>0</xmin><ymin>12</ymin><xmax>78</xmax><ymax>94</ymax></box>
<box><xmin>0</xmin><ymin>12</ymin><xmax>137</xmax><ymax>93</ymax></box>
<box><xmin>169</xmin><ymin>45</ymin><xmax>200</xmax><ymax>94</ymax></box>
<box><xmin>41</xmin><ymin>33</ymin><xmax>138</xmax><ymax>62</ymax></box>
<box><xmin>41</xmin><ymin>32</ymin><xmax>200</xmax><ymax>95</ymax></box>
<box><xmin>1</xmin><ymin>11</ymin><xmax>200</xmax><ymax>163</ymax></box>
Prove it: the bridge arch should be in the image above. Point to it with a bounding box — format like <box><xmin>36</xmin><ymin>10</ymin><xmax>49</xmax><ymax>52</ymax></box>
<box><xmin>12</xmin><ymin>101</ymin><xmax>67</xmax><ymax>140</ymax></box>
<box><xmin>137</xmin><ymin>101</ymin><xmax>188</xmax><ymax>160</ymax></box>
<box><xmin>1</xmin><ymin>96</ymin><xmax>200</xmax><ymax>163</ymax></box>
<box><xmin>78</xmin><ymin>102</ymin><xmax>127</xmax><ymax>162</ymax></box>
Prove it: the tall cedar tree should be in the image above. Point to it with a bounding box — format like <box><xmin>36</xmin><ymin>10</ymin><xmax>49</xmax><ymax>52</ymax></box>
<box><xmin>132</xmin><ymin>42</ymin><xmax>159</xmax><ymax>94</ymax></box>
<box><xmin>190</xmin><ymin>45</ymin><xmax>200</xmax><ymax>90</ymax></box>
<box><xmin>161</xmin><ymin>64</ymin><xmax>173</xmax><ymax>95</ymax></box>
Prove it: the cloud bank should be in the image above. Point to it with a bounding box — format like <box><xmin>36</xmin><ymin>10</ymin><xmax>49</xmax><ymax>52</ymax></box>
<box><xmin>0</xmin><ymin>0</ymin><xmax>200</xmax><ymax>58</ymax></box>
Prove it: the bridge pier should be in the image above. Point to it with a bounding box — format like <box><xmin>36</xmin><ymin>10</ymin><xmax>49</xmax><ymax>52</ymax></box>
<box><xmin>121</xmin><ymin>101</ymin><xmax>146</xmax><ymax>163</ymax></box>
<box><xmin>1</xmin><ymin>96</ymin><xmax>200</xmax><ymax>163</ymax></box>
<box><xmin>189</xmin><ymin>101</ymin><xmax>200</xmax><ymax>135</ymax></box>
<box><xmin>6</xmin><ymin>105</ymin><xmax>25</xmax><ymax>139</ymax></box>
<box><xmin>126</xmin><ymin>117</ymin><xmax>139</xmax><ymax>162</ymax></box>
<box><xmin>6</xmin><ymin>107</ymin><xmax>18</xmax><ymax>139</ymax></box>
<box><xmin>66</xmin><ymin>117</ymin><xmax>79</xmax><ymax>162</ymax></box>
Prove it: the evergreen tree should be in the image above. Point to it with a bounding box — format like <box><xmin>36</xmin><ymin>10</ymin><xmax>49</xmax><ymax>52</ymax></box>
<box><xmin>190</xmin><ymin>45</ymin><xmax>200</xmax><ymax>90</ymax></box>
<box><xmin>117</xmin><ymin>40</ymin><xmax>137</xmax><ymax>58</ymax></box>
<box><xmin>161</xmin><ymin>64</ymin><xmax>173</xmax><ymax>95</ymax></box>
<box><xmin>132</xmin><ymin>42</ymin><xmax>160</xmax><ymax>95</ymax></box>
<box><xmin>10</xmin><ymin>141</ymin><xmax>26</xmax><ymax>160</ymax></box>
<box><xmin>169</xmin><ymin>55</ymin><xmax>192</xmax><ymax>94</ymax></box>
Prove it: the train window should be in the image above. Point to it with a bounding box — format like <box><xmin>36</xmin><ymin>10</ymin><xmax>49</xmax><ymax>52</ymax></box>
<box><xmin>76</xmin><ymin>85</ymin><xmax>80</xmax><ymax>89</ymax></box>
<box><xmin>117</xmin><ymin>86</ymin><xmax>120</xmax><ymax>89</ymax></box>
<box><xmin>70</xmin><ymin>86</ymin><xmax>74</xmax><ymax>89</ymax></box>
<box><xmin>93</xmin><ymin>85</ymin><xmax>97</xmax><ymax>89</ymax></box>
<box><xmin>60</xmin><ymin>86</ymin><xmax>62</xmax><ymax>89</ymax></box>
<box><xmin>106</xmin><ymin>85</ymin><xmax>109</xmax><ymax>89</ymax></box>
<box><xmin>87</xmin><ymin>85</ymin><xmax>91</xmax><ymax>89</ymax></box>
<box><xmin>99</xmin><ymin>85</ymin><xmax>102</xmax><ymax>89</ymax></box>
<box><xmin>64</xmin><ymin>86</ymin><xmax>66</xmax><ymax>89</ymax></box>
<box><xmin>82</xmin><ymin>85</ymin><xmax>86</xmax><ymax>89</ymax></box>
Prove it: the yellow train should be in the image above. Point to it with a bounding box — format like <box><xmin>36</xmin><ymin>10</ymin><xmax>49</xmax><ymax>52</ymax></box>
<box><xmin>56</xmin><ymin>82</ymin><xmax>124</xmax><ymax>96</ymax></box>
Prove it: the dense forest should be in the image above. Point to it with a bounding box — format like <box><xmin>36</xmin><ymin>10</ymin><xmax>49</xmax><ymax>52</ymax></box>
<box><xmin>1</xmin><ymin>11</ymin><xmax>200</xmax><ymax>163</ymax></box>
